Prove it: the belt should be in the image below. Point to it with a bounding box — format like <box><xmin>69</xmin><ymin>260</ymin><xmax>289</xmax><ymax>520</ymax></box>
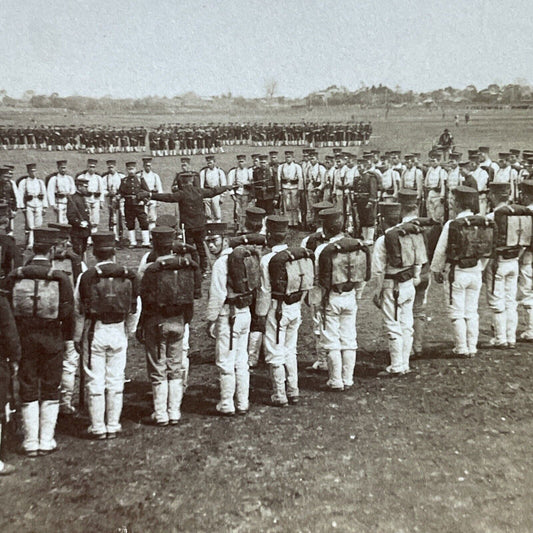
<box><xmin>56</xmin><ymin>193</ymin><xmax>66</xmax><ymax>199</ymax></box>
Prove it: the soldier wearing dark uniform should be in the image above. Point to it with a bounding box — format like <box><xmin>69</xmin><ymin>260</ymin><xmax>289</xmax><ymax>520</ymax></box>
<box><xmin>354</xmin><ymin>161</ymin><xmax>379</xmax><ymax>243</ymax></box>
<box><xmin>0</xmin><ymin>203</ymin><xmax>21</xmax><ymax>280</ymax></box>
<box><xmin>117</xmin><ymin>161</ymin><xmax>151</xmax><ymax>248</ymax></box>
<box><xmin>5</xmin><ymin>228</ymin><xmax>74</xmax><ymax>456</ymax></box>
<box><xmin>0</xmin><ymin>168</ymin><xmax>17</xmax><ymax>235</ymax></box>
<box><xmin>252</xmin><ymin>155</ymin><xmax>278</xmax><ymax>215</ymax></box>
<box><xmin>67</xmin><ymin>175</ymin><xmax>91</xmax><ymax>258</ymax></box>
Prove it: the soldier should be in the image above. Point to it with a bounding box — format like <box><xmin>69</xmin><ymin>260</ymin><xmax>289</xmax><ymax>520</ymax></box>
<box><xmin>148</xmin><ymin>173</ymin><xmax>235</xmax><ymax>275</ymax></box>
<box><xmin>493</xmin><ymin>153</ymin><xmax>519</xmax><ymax>202</ymax></box>
<box><xmin>0</xmin><ymin>292</ymin><xmax>20</xmax><ymax>474</ymax></box>
<box><xmin>67</xmin><ymin>175</ymin><xmax>91</xmax><ymax>258</ymax></box>
<box><xmin>206</xmin><ymin>227</ymin><xmax>261</xmax><ymax>415</ymax></box>
<box><xmin>470</xmin><ymin>153</ymin><xmax>490</xmax><ymax>215</ymax></box>
<box><xmin>0</xmin><ymin>168</ymin><xmax>18</xmax><ymax>236</ymax></box>
<box><xmin>372</xmin><ymin>203</ymin><xmax>423</xmax><ymax>376</ymax></box>
<box><xmin>400</xmin><ymin>154</ymin><xmax>424</xmax><ymax>204</ymax></box>
<box><xmin>75</xmin><ymin>233</ymin><xmax>140</xmax><ymax>439</ymax></box>
<box><xmin>431</xmin><ymin>186</ymin><xmax>489</xmax><ymax>357</ymax></box>
<box><xmin>117</xmin><ymin>161</ymin><xmax>151</xmax><ymax>248</ymax></box>
<box><xmin>380</xmin><ymin>157</ymin><xmax>400</xmax><ymax>202</ymax></box>
<box><xmin>5</xmin><ymin>228</ymin><xmax>74</xmax><ymax>456</ymax></box>
<box><xmin>101</xmin><ymin>159</ymin><xmax>124</xmax><ymax>242</ymax></box>
<box><xmin>77</xmin><ymin>159</ymin><xmax>105</xmax><ymax>235</ymax></box>
<box><xmin>354</xmin><ymin>158</ymin><xmax>379</xmax><ymax>243</ymax></box>
<box><xmin>424</xmin><ymin>150</ymin><xmax>447</xmax><ymax>223</ymax></box>
<box><xmin>0</xmin><ymin>203</ymin><xmax>21</xmax><ymax>279</ymax></box>
<box><xmin>446</xmin><ymin>153</ymin><xmax>463</xmax><ymax>219</ymax></box>
<box><xmin>250</xmin><ymin>154</ymin><xmax>277</xmax><ymax>215</ymax></box>
<box><xmin>517</xmin><ymin>180</ymin><xmax>533</xmax><ymax>340</ymax></box>
<box><xmin>227</xmin><ymin>155</ymin><xmax>253</xmax><ymax>231</ymax></box>
<box><xmin>17</xmin><ymin>163</ymin><xmax>48</xmax><ymax>249</ymax></box>
<box><xmin>138</xmin><ymin>227</ymin><xmax>201</xmax><ymax>425</ymax></box>
<box><xmin>200</xmin><ymin>155</ymin><xmax>227</xmax><ymax>223</ymax></box>
<box><xmin>304</xmin><ymin>151</ymin><xmax>326</xmax><ymax>222</ymax></box>
<box><xmin>256</xmin><ymin>216</ymin><xmax>314</xmax><ymax>406</ymax></box>
<box><xmin>478</xmin><ymin>146</ymin><xmax>500</xmax><ymax>179</ymax></box>
<box><xmin>277</xmin><ymin>151</ymin><xmax>303</xmax><ymax>228</ymax></box>
<box><xmin>437</xmin><ymin>128</ymin><xmax>454</xmax><ymax>160</ymax></box>
<box><xmin>172</xmin><ymin>157</ymin><xmax>200</xmax><ymax>191</ymax></box>
<box><xmin>139</xmin><ymin>157</ymin><xmax>163</xmax><ymax>230</ymax></box>
<box><xmin>47</xmin><ymin>160</ymin><xmax>76</xmax><ymax>225</ymax></box>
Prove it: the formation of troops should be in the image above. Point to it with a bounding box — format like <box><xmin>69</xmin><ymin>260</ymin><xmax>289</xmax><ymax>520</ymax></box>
<box><xmin>2</xmin><ymin>142</ymin><xmax>533</xmax><ymax>475</ymax></box>
<box><xmin>0</xmin><ymin>121</ymin><xmax>373</xmax><ymax>155</ymax></box>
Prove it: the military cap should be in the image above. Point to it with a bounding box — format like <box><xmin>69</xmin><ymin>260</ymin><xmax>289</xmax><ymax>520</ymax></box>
<box><xmin>522</xmin><ymin>150</ymin><xmax>533</xmax><ymax>157</ymax></box>
<box><xmin>325</xmin><ymin>154</ymin><xmax>334</xmax><ymax>161</ymax></box>
<box><xmin>180</xmin><ymin>157</ymin><xmax>191</xmax><ymax>163</ymax></box>
<box><xmin>142</xmin><ymin>157</ymin><xmax>153</xmax><ymax>163</ymax></box>
<box><xmin>0</xmin><ymin>202</ymin><xmax>9</xmax><ymax>216</ymax></box>
<box><xmin>251</xmin><ymin>153</ymin><xmax>261</xmax><ymax>159</ymax></box>
<box><xmin>236</xmin><ymin>154</ymin><xmax>246</xmax><ymax>160</ymax></box>
<box><xmin>47</xmin><ymin>223</ymin><xmax>71</xmax><ymax>239</ymax></box>
<box><xmin>75</xmin><ymin>174</ymin><xmax>89</xmax><ymax>183</ymax></box>
<box><xmin>87</xmin><ymin>158</ymin><xmax>98</xmax><ymax>165</ymax></box>
<box><xmin>379</xmin><ymin>202</ymin><xmax>401</xmax><ymax>220</ymax></box>
<box><xmin>311</xmin><ymin>200</ymin><xmax>334</xmax><ymax>213</ymax></box>
<box><xmin>520</xmin><ymin>179</ymin><xmax>533</xmax><ymax>195</ymax></box>
<box><xmin>56</xmin><ymin>160</ymin><xmax>68</xmax><ymax>166</ymax></box>
<box><xmin>269</xmin><ymin>151</ymin><xmax>278</xmax><ymax>156</ymax></box>
<box><xmin>106</xmin><ymin>159</ymin><xmax>117</xmax><ymax>165</ymax></box>
<box><xmin>362</xmin><ymin>153</ymin><xmax>373</xmax><ymax>160</ymax></box>
<box><xmin>302</xmin><ymin>149</ymin><xmax>313</xmax><ymax>154</ymax></box>
<box><xmin>390</xmin><ymin>150</ymin><xmax>401</xmax><ymax>156</ymax></box>
<box><xmin>205</xmin><ymin>222</ymin><xmax>228</xmax><ymax>238</ymax></box>
<box><xmin>459</xmin><ymin>161</ymin><xmax>471</xmax><ymax>169</ymax></box>
<box><xmin>3</xmin><ymin>165</ymin><xmax>14</xmax><ymax>170</ymax></box>
<box><xmin>478</xmin><ymin>146</ymin><xmax>490</xmax><ymax>153</ymax></box>
<box><xmin>498</xmin><ymin>152</ymin><xmax>511</xmax><ymax>159</ymax></box>
<box><xmin>245</xmin><ymin>206</ymin><xmax>266</xmax><ymax>223</ymax></box>
<box><xmin>363</xmin><ymin>151</ymin><xmax>372</xmax><ymax>156</ymax></box>
<box><xmin>151</xmin><ymin>226</ymin><xmax>174</xmax><ymax>247</ymax></box>
<box><xmin>205</xmin><ymin>155</ymin><xmax>215</xmax><ymax>162</ymax></box>
<box><xmin>509</xmin><ymin>149</ymin><xmax>521</xmax><ymax>156</ymax></box>
<box><xmin>258</xmin><ymin>154</ymin><xmax>269</xmax><ymax>161</ymax></box>
<box><xmin>412</xmin><ymin>152</ymin><xmax>421</xmax><ymax>159</ymax></box>
<box><xmin>284</xmin><ymin>151</ymin><xmax>294</xmax><ymax>156</ymax></box>
<box><xmin>404</xmin><ymin>153</ymin><xmax>415</xmax><ymax>160</ymax></box>
<box><xmin>371</xmin><ymin>149</ymin><xmax>381</xmax><ymax>154</ymax></box>
<box><xmin>488</xmin><ymin>182</ymin><xmax>510</xmax><ymax>194</ymax></box>
<box><xmin>453</xmin><ymin>186</ymin><xmax>478</xmax><ymax>201</ymax></box>
<box><xmin>449</xmin><ymin>152</ymin><xmax>462</xmax><ymax>160</ymax></box>
<box><xmin>341</xmin><ymin>152</ymin><xmax>351</xmax><ymax>158</ymax></box>
<box><xmin>92</xmin><ymin>232</ymin><xmax>116</xmax><ymax>251</ymax></box>
<box><xmin>125</xmin><ymin>161</ymin><xmax>137</xmax><ymax>168</ymax></box>
<box><xmin>397</xmin><ymin>189</ymin><xmax>419</xmax><ymax>205</ymax></box>
<box><xmin>265</xmin><ymin>215</ymin><xmax>289</xmax><ymax>233</ymax></box>
<box><xmin>428</xmin><ymin>150</ymin><xmax>441</xmax><ymax>159</ymax></box>
<box><xmin>156</xmin><ymin>214</ymin><xmax>178</xmax><ymax>229</ymax></box>
<box><xmin>469</xmin><ymin>152</ymin><xmax>480</xmax><ymax>161</ymax></box>
<box><xmin>332</xmin><ymin>148</ymin><xmax>342</xmax><ymax>154</ymax></box>
<box><xmin>34</xmin><ymin>228</ymin><xmax>61</xmax><ymax>247</ymax></box>
<box><xmin>318</xmin><ymin>208</ymin><xmax>343</xmax><ymax>225</ymax></box>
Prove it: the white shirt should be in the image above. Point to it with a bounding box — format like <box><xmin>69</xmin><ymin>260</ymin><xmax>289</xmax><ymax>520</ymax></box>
<box><xmin>18</xmin><ymin>177</ymin><xmax>48</xmax><ymax>208</ymax></box>
<box><xmin>278</xmin><ymin>162</ymin><xmax>303</xmax><ymax>189</ymax></box>
<box><xmin>306</xmin><ymin>163</ymin><xmax>326</xmax><ymax>190</ymax></box>
<box><xmin>200</xmin><ymin>167</ymin><xmax>227</xmax><ymax>189</ymax></box>
<box><xmin>140</xmin><ymin>170</ymin><xmax>163</xmax><ymax>193</ymax></box>
<box><xmin>471</xmin><ymin>167</ymin><xmax>489</xmax><ymax>193</ymax></box>
<box><xmin>103</xmin><ymin>171</ymin><xmax>124</xmax><ymax>196</ymax></box>
<box><xmin>47</xmin><ymin>173</ymin><xmax>75</xmax><ymax>205</ymax></box>
<box><xmin>227</xmin><ymin>166</ymin><xmax>252</xmax><ymax>195</ymax></box>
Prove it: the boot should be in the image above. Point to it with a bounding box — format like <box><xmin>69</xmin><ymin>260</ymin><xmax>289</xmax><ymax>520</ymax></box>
<box><xmin>326</xmin><ymin>349</ymin><xmax>344</xmax><ymax>390</ymax></box>
<box><xmin>21</xmin><ymin>402</ymin><xmax>40</xmax><ymax>456</ymax></box>
<box><xmin>151</xmin><ymin>382</ymin><xmax>169</xmax><ymax>426</ymax></box>
<box><xmin>88</xmin><ymin>393</ymin><xmax>106</xmax><ymax>437</ymax></box>
<box><xmin>341</xmin><ymin>349</ymin><xmax>356</xmax><ymax>388</ymax></box>
<box><xmin>105</xmin><ymin>391</ymin><xmax>123</xmax><ymax>436</ymax></box>
<box><xmin>39</xmin><ymin>400</ymin><xmax>59</xmax><ymax>454</ymax></box>
<box><xmin>168</xmin><ymin>379</ymin><xmax>184</xmax><ymax>424</ymax></box>
<box><xmin>141</xmin><ymin>230</ymin><xmax>151</xmax><ymax>248</ymax></box>
<box><xmin>268</xmin><ymin>364</ymin><xmax>288</xmax><ymax>406</ymax></box>
<box><xmin>128</xmin><ymin>230</ymin><xmax>137</xmax><ymax>248</ymax></box>
<box><xmin>247</xmin><ymin>331</ymin><xmax>262</xmax><ymax>367</ymax></box>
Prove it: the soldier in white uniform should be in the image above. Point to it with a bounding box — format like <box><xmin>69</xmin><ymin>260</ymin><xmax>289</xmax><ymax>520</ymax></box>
<box><xmin>372</xmin><ymin>203</ymin><xmax>421</xmax><ymax>376</ymax></box>
<box><xmin>478</xmin><ymin>146</ymin><xmax>500</xmax><ymax>179</ymax></box>
<box><xmin>77</xmin><ymin>159</ymin><xmax>105</xmax><ymax>234</ymax></box>
<box><xmin>200</xmin><ymin>155</ymin><xmax>227</xmax><ymax>222</ymax></box>
<box><xmin>18</xmin><ymin>163</ymin><xmax>48</xmax><ymax>249</ymax></box>
<box><xmin>47</xmin><ymin>160</ymin><xmax>75</xmax><ymax>225</ymax></box>
<box><xmin>400</xmin><ymin>154</ymin><xmax>423</xmax><ymax>205</ymax></box>
<box><xmin>277</xmin><ymin>151</ymin><xmax>303</xmax><ymax>227</ymax></box>
<box><xmin>517</xmin><ymin>180</ymin><xmax>533</xmax><ymax>340</ymax></box>
<box><xmin>380</xmin><ymin>157</ymin><xmax>400</xmax><ymax>202</ymax></box>
<box><xmin>139</xmin><ymin>157</ymin><xmax>163</xmax><ymax>230</ymax></box>
<box><xmin>446</xmin><ymin>152</ymin><xmax>463</xmax><ymax>219</ymax></box>
<box><xmin>304</xmin><ymin>151</ymin><xmax>326</xmax><ymax>220</ymax></box>
<box><xmin>470</xmin><ymin>153</ymin><xmax>489</xmax><ymax>215</ymax></box>
<box><xmin>424</xmin><ymin>150</ymin><xmax>447</xmax><ymax>223</ymax></box>
<box><xmin>227</xmin><ymin>154</ymin><xmax>252</xmax><ymax>231</ymax></box>
<box><xmin>101</xmin><ymin>159</ymin><xmax>124</xmax><ymax>242</ymax></box>
<box><xmin>493</xmin><ymin>153</ymin><xmax>519</xmax><ymax>202</ymax></box>
<box><xmin>431</xmin><ymin>186</ymin><xmax>485</xmax><ymax>357</ymax></box>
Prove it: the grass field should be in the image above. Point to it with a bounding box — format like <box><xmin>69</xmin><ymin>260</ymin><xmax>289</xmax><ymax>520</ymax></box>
<box><xmin>0</xmin><ymin>107</ymin><xmax>532</xmax><ymax>533</ymax></box>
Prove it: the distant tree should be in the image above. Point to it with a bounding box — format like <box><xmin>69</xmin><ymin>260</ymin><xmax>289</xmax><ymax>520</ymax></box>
<box><xmin>264</xmin><ymin>79</ymin><xmax>278</xmax><ymax>100</ymax></box>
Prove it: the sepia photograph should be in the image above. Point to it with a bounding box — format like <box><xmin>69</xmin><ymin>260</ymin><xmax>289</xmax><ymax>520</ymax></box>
<box><xmin>0</xmin><ymin>0</ymin><xmax>532</xmax><ymax>531</ymax></box>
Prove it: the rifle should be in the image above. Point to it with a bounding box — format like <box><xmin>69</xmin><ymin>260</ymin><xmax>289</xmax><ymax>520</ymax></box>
<box><xmin>300</xmin><ymin>171</ymin><xmax>308</xmax><ymax>230</ymax></box>
<box><xmin>78</xmin><ymin>340</ymin><xmax>85</xmax><ymax>411</ymax></box>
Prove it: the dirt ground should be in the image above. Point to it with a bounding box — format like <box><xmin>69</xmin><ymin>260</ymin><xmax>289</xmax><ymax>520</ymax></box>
<box><xmin>0</xmin><ymin>109</ymin><xmax>532</xmax><ymax>533</ymax></box>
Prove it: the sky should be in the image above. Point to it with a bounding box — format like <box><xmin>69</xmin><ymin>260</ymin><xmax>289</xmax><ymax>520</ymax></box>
<box><xmin>2</xmin><ymin>0</ymin><xmax>533</xmax><ymax>99</ymax></box>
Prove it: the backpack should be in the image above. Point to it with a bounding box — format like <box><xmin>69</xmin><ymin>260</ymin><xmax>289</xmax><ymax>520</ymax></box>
<box><xmin>268</xmin><ymin>247</ymin><xmax>315</xmax><ymax>304</ymax></box>
<box><xmin>384</xmin><ymin>222</ymin><xmax>429</xmax><ymax>269</ymax></box>
<box><xmin>141</xmin><ymin>255</ymin><xmax>197</xmax><ymax>311</ymax></box>
<box><xmin>318</xmin><ymin>237</ymin><xmax>371</xmax><ymax>292</ymax></box>
<box><xmin>412</xmin><ymin>217</ymin><xmax>443</xmax><ymax>262</ymax></box>
<box><xmin>11</xmin><ymin>266</ymin><xmax>62</xmax><ymax>320</ymax></box>
<box><xmin>447</xmin><ymin>216</ymin><xmax>495</xmax><ymax>268</ymax></box>
<box><xmin>226</xmin><ymin>245</ymin><xmax>261</xmax><ymax>308</ymax></box>
<box><xmin>493</xmin><ymin>204</ymin><xmax>533</xmax><ymax>252</ymax></box>
<box><xmin>87</xmin><ymin>264</ymin><xmax>135</xmax><ymax>320</ymax></box>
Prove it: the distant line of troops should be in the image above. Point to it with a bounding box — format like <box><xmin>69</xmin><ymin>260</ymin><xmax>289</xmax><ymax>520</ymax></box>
<box><xmin>0</xmin><ymin>121</ymin><xmax>373</xmax><ymax>155</ymax></box>
<box><xmin>2</xmin><ymin>145</ymin><xmax>533</xmax><ymax>474</ymax></box>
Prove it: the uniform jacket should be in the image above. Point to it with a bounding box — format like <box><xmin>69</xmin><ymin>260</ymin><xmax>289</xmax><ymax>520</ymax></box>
<box><xmin>67</xmin><ymin>192</ymin><xmax>91</xmax><ymax>238</ymax></box>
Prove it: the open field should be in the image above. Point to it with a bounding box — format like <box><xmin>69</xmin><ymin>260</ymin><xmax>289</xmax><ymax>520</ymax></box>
<box><xmin>0</xmin><ymin>108</ymin><xmax>532</xmax><ymax>533</ymax></box>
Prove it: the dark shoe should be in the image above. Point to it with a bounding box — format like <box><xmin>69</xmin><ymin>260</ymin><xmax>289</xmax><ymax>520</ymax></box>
<box><xmin>24</xmin><ymin>449</ymin><xmax>39</xmax><ymax>458</ymax></box>
<box><xmin>88</xmin><ymin>432</ymin><xmax>107</xmax><ymax>440</ymax></box>
<box><xmin>287</xmin><ymin>396</ymin><xmax>299</xmax><ymax>405</ymax></box>
<box><xmin>106</xmin><ymin>432</ymin><xmax>118</xmax><ymax>440</ymax></box>
<box><xmin>217</xmin><ymin>410</ymin><xmax>235</xmax><ymax>417</ymax></box>
<box><xmin>327</xmin><ymin>385</ymin><xmax>345</xmax><ymax>392</ymax></box>
<box><xmin>169</xmin><ymin>418</ymin><xmax>180</xmax><ymax>425</ymax></box>
<box><xmin>377</xmin><ymin>370</ymin><xmax>403</xmax><ymax>378</ymax></box>
<box><xmin>271</xmin><ymin>400</ymin><xmax>289</xmax><ymax>408</ymax></box>
<box><xmin>39</xmin><ymin>447</ymin><xmax>58</xmax><ymax>456</ymax></box>
<box><xmin>142</xmin><ymin>416</ymin><xmax>168</xmax><ymax>427</ymax></box>
<box><xmin>236</xmin><ymin>408</ymin><xmax>248</xmax><ymax>416</ymax></box>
